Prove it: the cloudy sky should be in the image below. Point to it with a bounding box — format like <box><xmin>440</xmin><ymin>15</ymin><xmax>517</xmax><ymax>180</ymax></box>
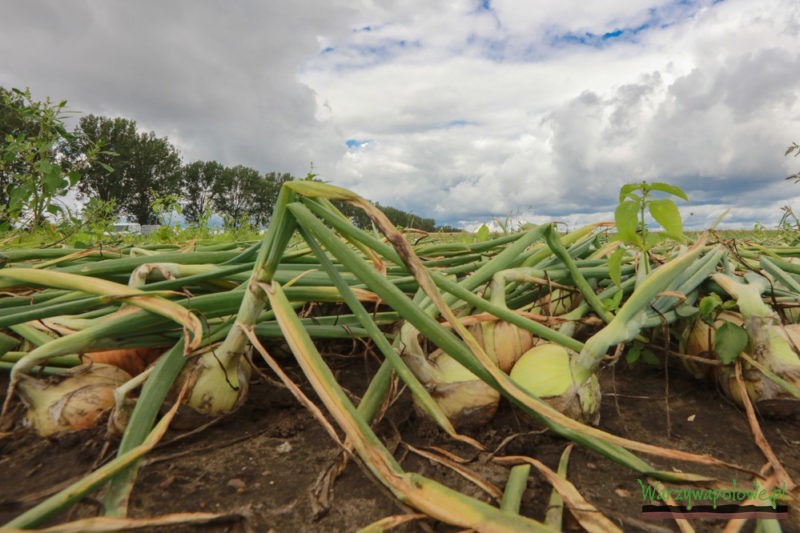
<box><xmin>2</xmin><ymin>0</ymin><xmax>800</xmax><ymax>230</ymax></box>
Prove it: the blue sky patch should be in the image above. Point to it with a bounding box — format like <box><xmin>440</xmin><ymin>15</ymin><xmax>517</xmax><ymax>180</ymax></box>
<box><xmin>345</xmin><ymin>139</ymin><xmax>370</xmax><ymax>149</ymax></box>
<box><xmin>550</xmin><ymin>20</ymin><xmax>653</xmax><ymax>48</ymax></box>
<box><xmin>546</xmin><ymin>0</ymin><xmax>720</xmax><ymax>50</ymax></box>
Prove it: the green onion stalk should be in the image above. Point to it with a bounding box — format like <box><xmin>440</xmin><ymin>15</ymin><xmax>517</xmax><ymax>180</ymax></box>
<box><xmin>237</xmin><ymin>183</ymin><xmax>727</xmax><ymax>485</ymax></box>
<box><xmin>0</xmin><ymin>268</ymin><xmax>204</xmax><ymax>424</ymax></box>
<box><xmin>290</xmin><ymin>186</ymin><xmax>576</xmax><ymax>430</ymax></box>
<box><xmin>394</xmin><ymin>223</ymin><xmax>611</xmax><ymax>428</ymax></box>
<box><xmin>541</xmin><ymin>238</ymin><xmax>715</xmax><ymax>424</ymax></box>
<box><xmin>397</xmin><ymin>225</ymin><xmax>564</xmax><ymax>429</ymax></box>
<box><xmin>178</xmin><ymin>187</ymin><xmax>297</xmax><ymax>416</ymax></box>
<box><xmin>484</xmin><ymin>226</ymin><xmax>617</xmax><ymax>425</ymax></box>
<box><xmin>394</xmin><ymin>221</ymin><xmax>643</xmax><ymax>429</ymax></box>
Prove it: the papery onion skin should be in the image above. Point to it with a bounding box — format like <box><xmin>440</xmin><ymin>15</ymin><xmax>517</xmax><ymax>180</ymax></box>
<box><xmin>468</xmin><ymin>321</ymin><xmax>536</xmax><ymax>372</ymax></box>
<box><xmin>686</xmin><ymin>312</ymin><xmax>800</xmax><ymax>417</ymax></box>
<box><xmin>415</xmin><ymin>349</ymin><xmax>500</xmax><ymax>429</ymax></box>
<box><xmin>18</xmin><ymin>363</ymin><xmax>132</xmax><ymax>437</ymax></box>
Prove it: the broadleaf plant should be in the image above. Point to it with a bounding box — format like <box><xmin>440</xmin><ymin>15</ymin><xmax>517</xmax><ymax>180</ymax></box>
<box><xmin>613</xmin><ymin>180</ymin><xmax>689</xmax><ymax>273</ymax></box>
<box><xmin>0</xmin><ymin>87</ymin><xmax>101</xmax><ymax>232</ymax></box>
<box><xmin>714</xmin><ymin>321</ymin><xmax>749</xmax><ymax>364</ymax></box>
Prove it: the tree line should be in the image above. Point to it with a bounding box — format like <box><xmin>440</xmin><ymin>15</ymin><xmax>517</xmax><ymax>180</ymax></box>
<box><xmin>1</xmin><ymin>86</ymin><xmax>456</xmax><ymax>232</ymax></box>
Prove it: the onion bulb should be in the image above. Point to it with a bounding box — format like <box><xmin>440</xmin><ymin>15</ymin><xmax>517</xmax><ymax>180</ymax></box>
<box><xmin>686</xmin><ymin>311</ymin><xmax>800</xmax><ymax>417</ymax></box>
<box><xmin>415</xmin><ymin>348</ymin><xmax>500</xmax><ymax>429</ymax></box>
<box><xmin>536</xmin><ymin>288</ymin><xmax>582</xmax><ymax>317</ymax></box>
<box><xmin>509</xmin><ymin>343</ymin><xmax>601</xmax><ymax>424</ymax></box>
<box><xmin>17</xmin><ymin>363</ymin><xmax>132</xmax><ymax>436</ymax></box>
<box><xmin>467</xmin><ymin>321</ymin><xmax>536</xmax><ymax>372</ymax></box>
<box><xmin>721</xmin><ymin>321</ymin><xmax>800</xmax><ymax>417</ymax></box>
<box><xmin>683</xmin><ymin>311</ymin><xmax>743</xmax><ymax>379</ymax></box>
<box><xmin>180</xmin><ymin>347</ymin><xmax>252</xmax><ymax>417</ymax></box>
<box><xmin>84</xmin><ymin>346</ymin><xmax>163</xmax><ymax>375</ymax></box>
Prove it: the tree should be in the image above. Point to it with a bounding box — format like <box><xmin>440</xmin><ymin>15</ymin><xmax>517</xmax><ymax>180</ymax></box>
<box><xmin>212</xmin><ymin>165</ymin><xmax>266</xmax><ymax>228</ymax></box>
<box><xmin>73</xmin><ymin>115</ymin><xmax>181</xmax><ymax>224</ymax></box>
<box><xmin>0</xmin><ymin>87</ymin><xmax>96</xmax><ymax>231</ymax></box>
<box><xmin>332</xmin><ymin>199</ymin><xmax>437</xmax><ymax>231</ymax></box>
<box><xmin>379</xmin><ymin>204</ymin><xmax>436</xmax><ymax>231</ymax></box>
<box><xmin>179</xmin><ymin>160</ymin><xmax>225</xmax><ymax>224</ymax></box>
<box><xmin>180</xmin><ymin>163</ymin><xmax>290</xmax><ymax>227</ymax></box>
<box><xmin>0</xmin><ymin>88</ymin><xmax>34</xmax><ymax>226</ymax></box>
<box><xmin>332</xmin><ymin>199</ymin><xmax>372</xmax><ymax>228</ymax></box>
<box><xmin>259</xmin><ymin>171</ymin><xmax>292</xmax><ymax>224</ymax></box>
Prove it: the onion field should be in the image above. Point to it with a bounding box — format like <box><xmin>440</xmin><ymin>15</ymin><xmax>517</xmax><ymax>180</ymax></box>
<box><xmin>0</xmin><ymin>180</ymin><xmax>798</xmax><ymax>532</ymax></box>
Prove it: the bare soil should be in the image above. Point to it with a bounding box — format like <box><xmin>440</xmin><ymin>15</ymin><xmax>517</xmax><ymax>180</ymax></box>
<box><xmin>1</xmin><ymin>353</ymin><xmax>799</xmax><ymax>532</ymax></box>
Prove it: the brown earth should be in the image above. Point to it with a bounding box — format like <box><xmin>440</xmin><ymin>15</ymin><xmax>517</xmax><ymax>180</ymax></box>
<box><xmin>1</xmin><ymin>351</ymin><xmax>799</xmax><ymax>532</ymax></box>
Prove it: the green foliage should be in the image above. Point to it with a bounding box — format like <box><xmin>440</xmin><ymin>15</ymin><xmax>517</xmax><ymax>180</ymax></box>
<box><xmin>698</xmin><ymin>293</ymin><xmax>724</xmax><ymax>324</ymax></box>
<box><xmin>491</xmin><ymin>216</ymin><xmax>510</xmax><ymax>235</ymax></box>
<box><xmin>72</xmin><ymin>115</ymin><xmax>181</xmax><ymax>224</ymax></box>
<box><xmin>80</xmin><ymin>197</ymin><xmax>118</xmax><ymax>243</ymax></box>
<box><xmin>306</xmin><ymin>172</ymin><xmax>440</xmax><ymax>232</ymax></box>
<box><xmin>615</xmin><ymin>181</ymin><xmax>688</xmax><ymax>249</ymax></box>
<box><xmin>182</xmin><ymin>203</ymin><xmax>215</xmax><ymax>239</ymax></box>
<box><xmin>377</xmin><ymin>205</ymin><xmax>436</xmax><ymax>231</ymax></box>
<box><xmin>179</xmin><ymin>160</ymin><xmax>224</xmax><ymax>224</ymax></box>
<box><xmin>0</xmin><ymin>86</ymin><xmax>457</xmax><ymax>240</ymax></box>
<box><xmin>151</xmin><ymin>191</ymin><xmax>182</xmax><ymax>226</ymax></box>
<box><xmin>179</xmin><ymin>162</ymin><xmax>290</xmax><ymax>230</ymax></box>
<box><xmin>696</xmin><ymin>293</ymin><xmax>746</xmax><ymax>364</ymax></box>
<box><xmin>150</xmin><ymin>191</ymin><xmax>183</xmax><ymax>240</ymax></box>
<box><xmin>436</xmin><ymin>224</ymin><xmax>462</xmax><ymax>233</ymax></box>
<box><xmin>608</xmin><ymin>247</ymin><xmax>625</xmax><ymax>288</ymax></box>
<box><xmin>610</xmin><ymin>181</ymin><xmax>688</xmax><ymax>281</ymax></box>
<box><xmin>0</xmin><ymin>88</ymin><xmax>98</xmax><ymax>231</ymax></box>
<box><xmin>475</xmin><ymin>223</ymin><xmax>490</xmax><ymax>242</ymax></box>
<box><xmin>714</xmin><ymin>321</ymin><xmax>748</xmax><ymax>364</ymax></box>
<box><xmin>213</xmin><ymin>165</ymin><xmax>268</xmax><ymax>228</ymax></box>
<box><xmin>601</xmin><ymin>288</ymin><xmax>624</xmax><ymax>313</ymax></box>
<box><xmin>777</xmin><ymin>205</ymin><xmax>800</xmax><ymax>245</ymax></box>
<box><xmin>333</xmin><ymin>199</ymin><xmax>438</xmax><ymax>232</ymax></box>
<box><xmin>625</xmin><ymin>341</ymin><xmax>658</xmax><ymax>366</ymax></box>
<box><xmin>221</xmin><ymin>212</ymin><xmax>260</xmax><ymax>240</ymax></box>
